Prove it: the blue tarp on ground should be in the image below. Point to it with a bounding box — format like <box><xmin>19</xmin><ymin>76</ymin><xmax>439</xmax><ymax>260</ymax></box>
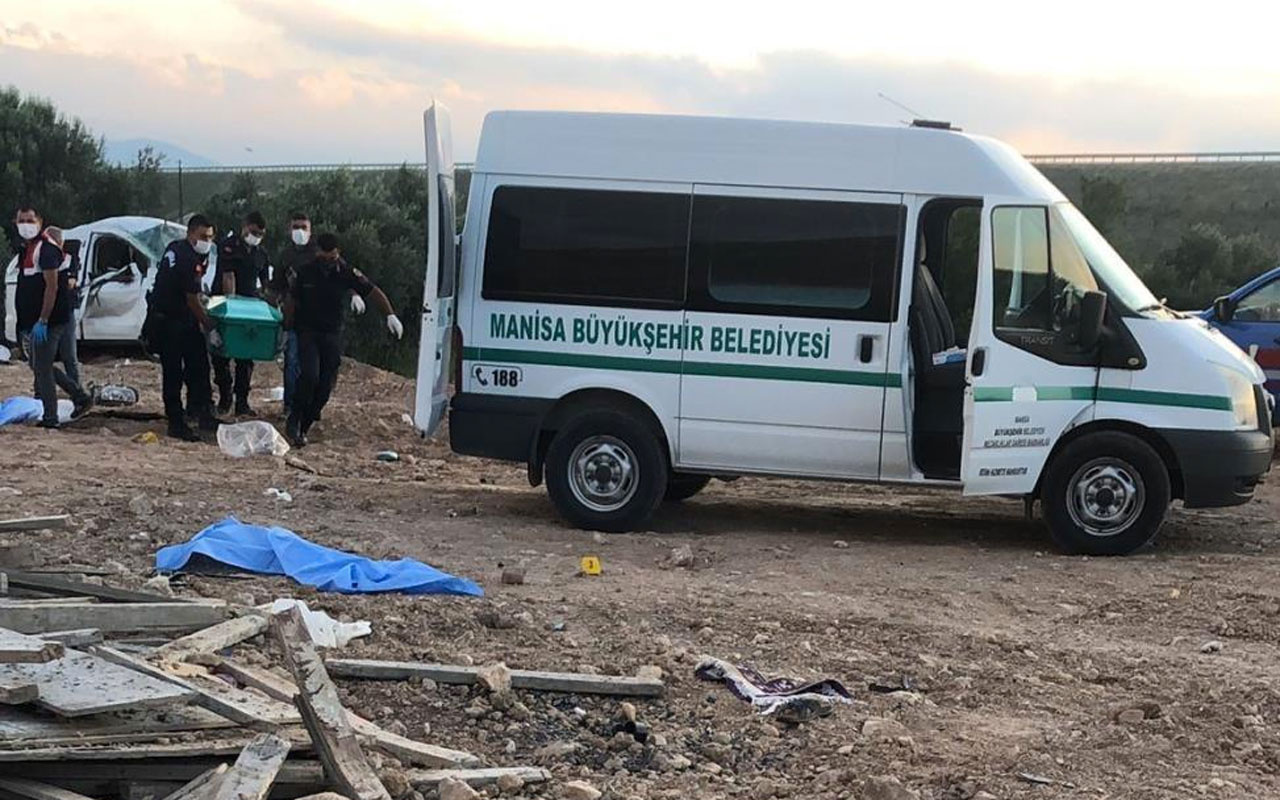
<box><xmin>156</xmin><ymin>517</ymin><xmax>483</xmax><ymax>596</ymax></box>
<box><xmin>0</xmin><ymin>397</ymin><xmax>43</xmax><ymax>427</ymax></box>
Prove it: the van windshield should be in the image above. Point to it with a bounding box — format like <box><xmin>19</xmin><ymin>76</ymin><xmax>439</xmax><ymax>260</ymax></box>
<box><xmin>1055</xmin><ymin>203</ymin><xmax>1160</xmax><ymax>313</ymax></box>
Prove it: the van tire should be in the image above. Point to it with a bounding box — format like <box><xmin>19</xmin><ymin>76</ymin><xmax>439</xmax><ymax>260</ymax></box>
<box><xmin>1040</xmin><ymin>431</ymin><xmax>1171</xmax><ymax>555</ymax></box>
<box><xmin>665</xmin><ymin>473</ymin><xmax>712</xmax><ymax>503</ymax></box>
<box><xmin>545</xmin><ymin>409</ymin><xmax>668</xmax><ymax>532</ymax></box>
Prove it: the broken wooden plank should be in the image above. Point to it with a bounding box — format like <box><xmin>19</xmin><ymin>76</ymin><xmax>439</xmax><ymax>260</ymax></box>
<box><xmin>404</xmin><ymin>767</ymin><xmax>551</xmax><ymax>790</ymax></box>
<box><xmin>38</xmin><ymin>628</ymin><xmax>102</xmax><ymax>647</ymax></box>
<box><xmin>0</xmin><ymin>777</ymin><xmax>98</xmax><ymax>800</ymax></box>
<box><xmin>6</xmin><ymin>760</ymin><xmax>324</xmax><ymax>786</ymax></box>
<box><xmin>207</xmin><ymin>658</ymin><xmax>478</xmax><ymax>769</ymax></box>
<box><xmin>159</xmin><ymin>765</ymin><xmax>228</xmax><ymax>800</ymax></box>
<box><xmin>1</xmin><ymin>569</ymin><xmax>191</xmax><ymax>604</ymax></box>
<box><xmin>0</xmin><ymin>626</ymin><xmax>64</xmax><ymax>663</ymax></box>
<box><xmin>0</xmin><ymin>516</ymin><xmax>69</xmax><ymax>533</ymax></box>
<box><xmin>327</xmin><ymin>658</ymin><xmax>666</xmax><ymax>697</ymax></box>
<box><xmin>211</xmin><ymin>733</ymin><xmax>291</xmax><ymax>800</ymax></box>
<box><xmin>0</xmin><ymin>677</ymin><xmax>38</xmax><ymax>705</ymax></box>
<box><xmin>91</xmin><ymin>646</ymin><xmax>290</xmax><ymax>730</ymax></box>
<box><xmin>271</xmin><ymin>608</ymin><xmax>390</xmax><ymax>800</ymax></box>
<box><xmin>0</xmin><ymin>702</ymin><xmax>234</xmax><ymax>743</ymax></box>
<box><xmin>0</xmin><ymin>600</ymin><xmax>225</xmax><ymax>635</ymax></box>
<box><xmin>0</xmin><ymin>729</ymin><xmax>310</xmax><ymax>762</ymax></box>
<box><xmin>0</xmin><ymin>647</ymin><xmax>193</xmax><ymax>717</ymax></box>
<box><xmin>155</xmin><ymin>615</ymin><xmax>268</xmax><ymax>663</ymax></box>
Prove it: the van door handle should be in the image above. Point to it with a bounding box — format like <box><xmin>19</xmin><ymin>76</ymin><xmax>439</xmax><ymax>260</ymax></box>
<box><xmin>971</xmin><ymin>347</ymin><xmax>987</xmax><ymax>376</ymax></box>
<box><xmin>858</xmin><ymin>335</ymin><xmax>875</xmax><ymax>364</ymax></box>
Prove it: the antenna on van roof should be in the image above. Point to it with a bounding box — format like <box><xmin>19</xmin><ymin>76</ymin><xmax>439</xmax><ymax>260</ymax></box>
<box><xmin>876</xmin><ymin>92</ymin><xmax>959</xmax><ymax>131</ymax></box>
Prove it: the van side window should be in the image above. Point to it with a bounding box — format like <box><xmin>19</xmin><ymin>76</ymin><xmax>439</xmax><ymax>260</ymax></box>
<box><xmin>689</xmin><ymin>195</ymin><xmax>901</xmax><ymax>321</ymax></box>
<box><xmin>992</xmin><ymin>206</ymin><xmax>1099</xmax><ymax>332</ymax></box>
<box><xmin>482</xmin><ymin>186</ymin><xmax>690</xmax><ymax>308</ymax></box>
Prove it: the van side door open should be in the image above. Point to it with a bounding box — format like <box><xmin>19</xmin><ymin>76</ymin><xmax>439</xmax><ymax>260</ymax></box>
<box><xmin>678</xmin><ymin>186</ymin><xmax>903</xmax><ymax>478</ymax></box>
<box><xmin>962</xmin><ymin>203</ymin><xmax>1101</xmax><ymax>494</ymax></box>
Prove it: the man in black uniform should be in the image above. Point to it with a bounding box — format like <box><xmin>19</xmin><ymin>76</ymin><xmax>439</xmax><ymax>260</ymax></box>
<box><xmin>285</xmin><ymin>232</ymin><xmax>403</xmax><ymax>447</ymax></box>
<box><xmin>266</xmin><ymin>212</ymin><xmax>317</xmax><ymax>419</ymax></box>
<box><xmin>13</xmin><ymin>204</ymin><xmax>91</xmax><ymax>428</ymax></box>
<box><xmin>151</xmin><ymin>214</ymin><xmax>219</xmax><ymax>441</ymax></box>
<box><xmin>210</xmin><ymin>211</ymin><xmax>271</xmax><ymax>416</ymax></box>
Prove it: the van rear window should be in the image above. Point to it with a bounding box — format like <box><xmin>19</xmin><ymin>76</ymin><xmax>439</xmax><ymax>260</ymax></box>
<box><xmin>482</xmin><ymin>186</ymin><xmax>690</xmax><ymax>308</ymax></box>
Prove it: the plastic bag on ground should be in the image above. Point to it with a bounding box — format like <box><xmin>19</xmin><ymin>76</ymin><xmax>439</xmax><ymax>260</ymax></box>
<box><xmin>94</xmin><ymin>384</ymin><xmax>139</xmax><ymax>406</ymax></box>
<box><xmin>266</xmin><ymin>598</ymin><xmax>371</xmax><ymax>648</ymax></box>
<box><xmin>0</xmin><ymin>397</ymin><xmax>73</xmax><ymax>427</ymax></box>
<box><xmin>217</xmin><ymin>421</ymin><xmax>290</xmax><ymax>458</ymax></box>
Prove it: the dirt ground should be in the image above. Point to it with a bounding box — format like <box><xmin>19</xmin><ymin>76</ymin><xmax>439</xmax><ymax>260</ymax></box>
<box><xmin>4</xmin><ymin>351</ymin><xmax>1280</xmax><ymax>800</ymax></box>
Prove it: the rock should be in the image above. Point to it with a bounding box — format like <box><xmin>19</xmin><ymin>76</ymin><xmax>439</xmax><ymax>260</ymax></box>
<box><xmin>837</xmin><ymin>744</ymin><xmax>855</xmax><ymax>755</ymax></box>
<box><xmin>666</xmin><ymin>754</ymin><xmax>693</xmax><ymax>771</ymax></box>
<box><xmin>142</xmin><ymin>575</ymin><xmax>174</xmax><ymax>597</ymax></box>
<box><xmin>477</xmin><ymin>662</ymin><xmax>513</xmax><ymax>695</ymax></box>
<box><xmin>533</xmin><ymin>740</ymin><xmax>580</xmax><ymax>761</ymax></box>
<box><xmin>701</xmin><ymin>742</ymin><xmax>732</xmax><ymax>764</ymax></box>
<box><xmin>1201</xmin><ymin>640</ymin><xmax>1223</xmax><ymax>654</ymax></box>
<box><xmin>973</xmin><ymin>793</ymin><xmax>999</xmax><ymax>800</ymax></box>
<box><xmin>438</xmin><ymin>778</ymin><xmax>481</xmax><ymax>800</ymax></box>
<box><xmin>752</xmin><ymin>778</ymin><xmax>778</xmax><ymax>799</ymax></box>
<box><xmin>476</xmin><ymin>609</ymin><xmax>519</xmax><ymax>630</ymax></box>
<box><xmin>380</xmin><ymin>768</ymin><xmax>412</xmax><ymax>799</ymax></box>
<box><xmin>1116</xmin><ymin>707</ymin><xmax>1144</xmax><ymax>725</ymax></box>
<box><xmin>592</xmin><ymin>531</ymin><xmax>610</xmax><ymax>545</ymax></box>
<box><xmin>637</xmin><ymin>664</ymin><xmax>663</xmax><ymax>682</ymax></box>
<box><xmin>833</xmin><ymin>540</ymin><xmax>850</xmax><ymax>549</ymax></box>
<box><xmin>619</xmin><ymin>701</ymin><xmax>637</xmax><ymax>723</ymax></box>
<box><xmin>669</xmin><ymin>545</ymin><xmax>695</xmax><ymax>568</ymax></box>
<box><xmin>495</xmin><ymin>773</ymin><xmax>525</xmax><ymax>793</ymax></box>
<box><xmin>501</xmin><ymin>567</ymin><xmax>526</xmax><ymax>585</ymax></box>
<box><xmin>862</xmin><ymin>776</ymin><xmax>919</xmax><ymax>800</ymax></box>
<box><xmin>386</xmin><ymin>719</ymin><xmax>409</xmax><ymax>737</ymax></box>
<box><xmin>508</xmin><ymin>701</ymin><xmax>532</xmax><ymax>721</ymax></box>
<box><xmin>862</xmin><ymin>718</ymin><xmax>910</xmax><ymax>740</ymax></box>
<box><xmin>562</xmin><ymin>780</ymin><xmax>602</xmax><ymax>800</ymax></box>
<box><xmin>128</xmin><ymin>494</ymin><xmax>153</xmax><ymax>517</ymax></box>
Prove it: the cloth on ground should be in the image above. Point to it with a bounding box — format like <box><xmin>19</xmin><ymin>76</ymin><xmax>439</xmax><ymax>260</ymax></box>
<box><xmin>265</xmin><ymin>598</ymin><xmax>370</xmax><ymax>647</ymax></box>
<box><xmin>0</xmin><ymin>396</ymin><xmax>73</xmax><ymax>427</ymax></box>
<box><xmin>695</xmin><ymin>656</ymin><xmax>854</xmax><ymax>722</ymax></box>
<box><xmin>156</xmin><ymin>516</ymin><xmax>483</xmax><ymax>596</ymax></box>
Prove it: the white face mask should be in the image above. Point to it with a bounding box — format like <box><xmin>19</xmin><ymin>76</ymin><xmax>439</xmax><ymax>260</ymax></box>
<box><xmin>16</xmin><ymin>223</ymin><xmax>39</xmax><ymax>241</ymax></box>
<box><xmin>244</xmin><ymin>233</ymin><xmax>263</xmax><ymax>248</ymax></box>
<box><xmin>193</xmin><ymin>239</ymin><xmax>213</xmax><ymax>255</ymax></box>
<box><xmin>291</xmin><ymin>229</ymin><xmax>311</xmax><ymax>246</ymax></box>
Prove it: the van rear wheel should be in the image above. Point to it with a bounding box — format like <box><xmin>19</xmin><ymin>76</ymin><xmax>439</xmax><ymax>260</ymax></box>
<box><xmin>1041</xmin><ymin>431</ymin><xmax>1171</xmax><ymax>555</ymax></box>
<box><xmin>545</xmin><ymin>409</ymin><xmax>668</xmax><ymax>532</ymax></box>
<box><xmin>665</xmin><ymin>473</ymin><xmax>712</xmax><ymax>503</ymax></box>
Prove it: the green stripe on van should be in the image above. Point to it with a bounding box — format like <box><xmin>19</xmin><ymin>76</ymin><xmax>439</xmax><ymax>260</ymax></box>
<box><xmin>462</xmin><ymin>346</ymin><xmax>903</xmax><ymax>388</ymax></box>
<box><xmin>975</xmin><ymin>384</ymin><xmax>1230</xmax><ymax>411</ymax></box>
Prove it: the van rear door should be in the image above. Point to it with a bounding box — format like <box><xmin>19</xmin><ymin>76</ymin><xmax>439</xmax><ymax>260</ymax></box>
<box><xmin>414</xmin><ymin>102</ymin><xmax>458</xmax><ymax>436</ymax></box>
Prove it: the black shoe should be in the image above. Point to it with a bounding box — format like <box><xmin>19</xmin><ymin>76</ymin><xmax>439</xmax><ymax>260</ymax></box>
<box><xmin>286</xmin><ymin>418</ymin><xmax>307</xmax><ymax>448</ymax></box>
<box><xmin>71</xmin><ymin>395</ymin><xmax>94</xmax><ymax>420</ymax></box>
<box><xmin>167</xmin><ymin>423</ymin><xmax>200</xmax><ymax>442</ymax></box>
<box><xmin>197</xmin><ymin>414</ymin><xmax>223</xmax><ymax>432</ymax></box>
<box><xmin>234</xmin><ymin>401</ymin><xmax>255</xmax><ymax>417</ymax></box>
<box><xmin>216</xmin><ymin>396</ymin><xmax>232</xmax><ymax>415</ymax></box>
<box><xmin>37</xmin><ymin>419</ymin><xmax>60</xmax><ymax>430</ymax></box>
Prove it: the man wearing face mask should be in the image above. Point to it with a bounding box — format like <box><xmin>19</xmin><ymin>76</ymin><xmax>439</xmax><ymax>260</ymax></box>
<box><xmin>267</xmin><ymin>212</ymin><xmax>316</xmax><ymax>419</ymax></box>
<box><xmin>284</xmin><ymin>232</ymin><xmax>403</xmax><ymax>447</ymax></box>
<box><xmin>152</xmin><ymin>214</ymin><xmax>219</xmax><ymax>441</ymax></box>
<box><xmin>13</xmin><ymin>205</ymin><xmax>92</xmax><ymax>428</ymax></box>
<box><xmin>209</xmin><ymin>211</ymin><xmax>271</xmax><ymax>416</ymax></box>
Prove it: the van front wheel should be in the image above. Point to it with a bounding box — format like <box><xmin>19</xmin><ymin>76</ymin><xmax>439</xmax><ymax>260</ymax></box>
<box><xmin>1041</xmin><ymin>431</ymin><xmax>1171</xmax><ymax>555</ymax></box>
<box><xmin>545</xmin><ymin>409</ymin><xmax>668</xmax><ymax>532</ymax></box>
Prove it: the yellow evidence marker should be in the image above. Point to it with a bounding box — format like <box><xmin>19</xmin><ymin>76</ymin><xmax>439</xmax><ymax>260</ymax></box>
<box><xmin>579</xmin><ymin>555</ymin><xmax>602</xmax><ymax>576</ymax></box>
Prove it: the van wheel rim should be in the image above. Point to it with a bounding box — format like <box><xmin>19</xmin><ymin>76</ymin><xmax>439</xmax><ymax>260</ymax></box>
<box><xmin>1067</xmin><ymin>458</ymin><xmax>1145</xmax><ymax>537</ymax></box>
<box><xmin>568</xmin><ymin>436</ymin><xmax>639</xmax><ymax>513</ymax></box>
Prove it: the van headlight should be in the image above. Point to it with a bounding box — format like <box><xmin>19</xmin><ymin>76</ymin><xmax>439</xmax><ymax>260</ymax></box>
<box><xmin>1216</xmin><ymin>365</ymin><xmax>1258</xmax><ymax>428</ymax></box>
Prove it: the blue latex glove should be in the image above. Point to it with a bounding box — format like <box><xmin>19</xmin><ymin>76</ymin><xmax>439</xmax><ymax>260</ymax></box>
<box><xmin>31</xmin><ymin>321</ymin><xmax>48</xmax><ymax>346</ymax></box>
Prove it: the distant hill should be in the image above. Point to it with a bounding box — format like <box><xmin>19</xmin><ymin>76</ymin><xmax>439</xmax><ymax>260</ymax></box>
<box><xmin>104</xmin><ymin>138</ymin><xmax>216</xmax><ymax>168</ymax></box>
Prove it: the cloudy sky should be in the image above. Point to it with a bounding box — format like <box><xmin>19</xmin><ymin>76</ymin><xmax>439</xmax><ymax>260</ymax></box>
<box><xmin>4</xmin><ymin>0</ymin><xmax>1280</xmax><ymax>165</ymax></box>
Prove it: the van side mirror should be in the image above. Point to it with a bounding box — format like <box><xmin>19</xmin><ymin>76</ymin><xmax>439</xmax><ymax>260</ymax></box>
<box><xmin>1078</xmin><ymin>290</ymin><xmax>1107</xmax><ymax>350</ymax></box>
<box><xmin>1213</xmin><ymin>295</ymin><xmax>1236</xmax><ymax>323</ymax></box>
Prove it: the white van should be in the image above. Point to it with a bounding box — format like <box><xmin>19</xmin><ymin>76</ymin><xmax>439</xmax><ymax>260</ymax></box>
<box><xmin>5</xmin><ymin>216</ymin><xmax>186</xmax><ymax>344</ymax></box>
<box><xmin>414</xmin><ymin>104</ymin><xmax>1274</xmax><ymax>555</ymax></box>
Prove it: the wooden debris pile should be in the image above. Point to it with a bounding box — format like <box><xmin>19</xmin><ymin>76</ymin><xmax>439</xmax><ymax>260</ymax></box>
<box><xmin>0</xmin><ymin>564</ymin><xmax>665</xmax><ymax>800</ymax></box>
